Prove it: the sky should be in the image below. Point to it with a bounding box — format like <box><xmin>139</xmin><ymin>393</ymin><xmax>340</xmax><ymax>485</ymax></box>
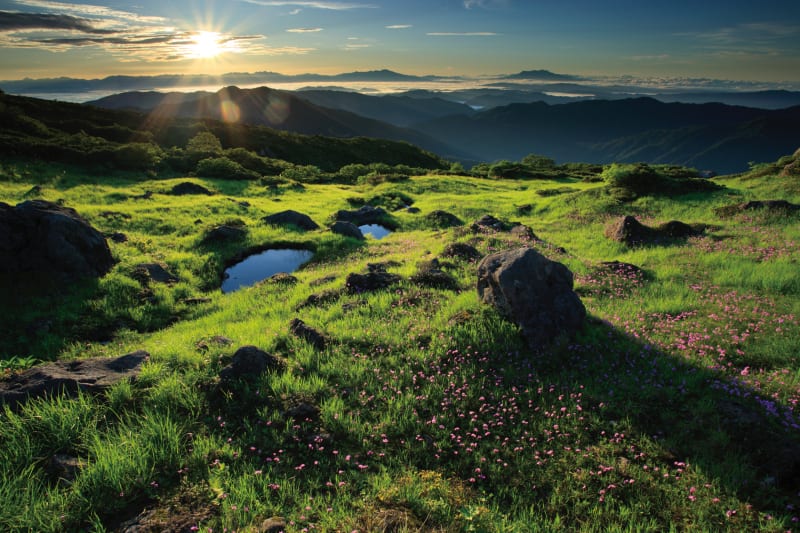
<box><xmin>0</xmin><ymin>0</ymin><xmax>799</xmax><ymax>84</ymax></box>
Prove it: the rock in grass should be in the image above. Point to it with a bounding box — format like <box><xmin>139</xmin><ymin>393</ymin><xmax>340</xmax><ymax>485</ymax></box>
<box><xmin>201</xmin><ymin>224</ymin><xmax>247</xmax><ymax>244</ymax></box>
<box><xmin>134</xmin><ymin>263</ymin><xmax>179</xmax><ymax>284</ymax></box>
<box><xmin>289</xmin><ymin>318</ymin><xmax>328</xmax><ymax>350</ymax></box>
<box><xmin>259</xmin><ymin>517</ymin><xmax>288</xmax><ymax>533</ymax></box>
<box><xmin>441</xmin><ymin>242</ymin><xmax>482</xmax><ymax>262</ymax></box>
<box><xmin>334</xmin><ymin>205</ymin><xmax>390</xmax><ymax>226</ymax></box>
<box><xmin>410</xmin><ymin>259</ymin><xmax>459</xmax><ymax>290</ymax></box>
<box><xmin>0</xmin><ymin>351</ymin><xmax>149</xmax><ymax>410</ymax></box>
<box><xmin>606</xmin><ymin>216</ymin><xmax>703</xmax><ymax>246</ymax></box>
<box><xmin>263</xmin><ymin>210</ymin><xmax>319</xmax><ymax>231</ymax></box>
<box><xmin>346</xmin><ymin>266</ymin><xmax>402</xmax><ymax>294</ymax></box>
<box><xmin>330</xmin><ymin>221</ymin><xmax>364</xmax><ymax>240</ymax></box>
<box><xmin>219</xmin><ymin>346</ymin><xmax>285</xmax><ymax>382</ymax></box>
<box><xmin>169</xmin><ymin>182</ymin><xmax>215</xmax><ymax>196</ymax></box>
<box><xmin>0</xmin><ymin>200</ymin><xmax>113</xmax><ymax>281</ymax></box>
<box><xmin>424</xmin><ymin>210</ymin><xmax>463</xmax><ymax>229</ymax></box>
<box><xmin>477</xmin><ymin>247</ymin><xmax>585</xmax><ymax>349</ymax></box>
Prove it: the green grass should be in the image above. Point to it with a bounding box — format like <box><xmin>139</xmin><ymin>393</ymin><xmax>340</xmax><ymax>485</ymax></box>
<box><xmin>1</xmin><ymin>153</ymin><xmax>800</xmax><ymax>531</ymax></box>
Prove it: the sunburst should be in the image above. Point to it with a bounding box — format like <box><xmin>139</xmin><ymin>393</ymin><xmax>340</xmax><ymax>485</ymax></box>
<box><xmin>184</xmin><ymin>31</ymin><xmax>224</xmax><ymax>59</ymax></box>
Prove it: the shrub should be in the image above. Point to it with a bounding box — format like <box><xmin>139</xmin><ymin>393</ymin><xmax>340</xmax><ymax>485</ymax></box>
<box><xmin>603</xmin><ymin>162</ymin><xmax>720</xmax><ymax>201</ymax></box>
<box><xmin>195</xmin><ymin>157</ymin><xmax>259</xmax><ymax>180</ymax></box>
<box><xmin>113</xmin><ymin>143</ymin><xmax>163</xmax><ymax>171</ymax></box>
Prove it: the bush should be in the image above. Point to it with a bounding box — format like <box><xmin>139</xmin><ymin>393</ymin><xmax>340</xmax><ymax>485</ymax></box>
<box><xmin>603</xmin><ymin>163</ymin><xmax>721</xmax><ymax>201</ymax></box>
<box><xmin>279</xmin><ymin>165</ymin><xmax>323</xmax><ymax>183</ymax></box>
<box><xmin>195</xmin><ymin>157</ymin><xmax>259</xmax><ymax>180</ymax></box>
<box><xmin>224</xmin><ymin>147</ymin><xmax>288</xmax><ymax>176</ymax></box>
<box><xmin>113</xmin><ymin>143</ymin><xmax>163</xmax><ymax>171</ymax></box>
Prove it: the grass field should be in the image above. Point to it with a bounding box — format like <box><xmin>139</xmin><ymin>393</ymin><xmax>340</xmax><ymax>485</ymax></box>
<box><xmin>1</xmin><ymin>152</ymin><xmax>799</xmax><ymax>532</ymax></box>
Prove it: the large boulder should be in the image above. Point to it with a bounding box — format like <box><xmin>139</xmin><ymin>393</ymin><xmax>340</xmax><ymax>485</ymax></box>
<box><xmin>606</xmin><ymin>216</ymin><xmax>702</xmax><ymax>246</ymax></box>
<box><xmin>0</xmin><ymin>351</ymin><xmax>148</xmax><ymax>410</ymax></box>
<box><xmin>263</xmin><ymin>210</ymin><xmax>319</xmax><ymax>231</ymax></box>
<box><xmin>477</xmin><ymin>247</ymin><xmax>585</xmax><ymax>349</ymax></box>
<box><xmin>219</xmin><ymin>346</ymin><xmax>285</xmax><ymax>383</ymax></box>
<box><xmin>169</xmin><ymin>182</ymin><xmax>215</xmax><ymax>196</ymax></box>
<box><xmin>0</xmin><ymin>200</ymin><xmax>113</xmax><ymax>280</ymax></box>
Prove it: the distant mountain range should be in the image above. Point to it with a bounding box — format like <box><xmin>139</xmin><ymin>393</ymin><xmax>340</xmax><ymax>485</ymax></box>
<box><xmin>90</xmin><ymin>86</ymin><xmax>468</xmax><ymax>159</ymax></box>
<box><xmin>87</xmin><ymin>87</ymin><xmax>800</xmax><ymax>173</ymax></box>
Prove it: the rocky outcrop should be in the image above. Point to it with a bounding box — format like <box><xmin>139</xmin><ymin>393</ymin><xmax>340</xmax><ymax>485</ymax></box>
<box><xmin>201</xmin><ymin>224</ymin><xmax>247</xmax><ymax>245</ymax></box>
<box><xmin>133</xmin><ymin>263</ymin><xmax>179</xmax><ymax>284</ymax></box>
<box><xmin>477</xmin><ymin>247</ymin><xmax>585</xmax><ymax>349</ymax></box>
<box><xmin>169</xmin><ymin>182</ymin><xmax>215</xmax><ymax>196</ymax></box>
<box><xmin>0</xmin><ymin>351</ymin><xmax>149</xmax><ymax>410</ymax></box>
<box><xmin>334</xmin><ymin>205</ymin><xmax>391</xmax><ymax>227</ymax></box>
<box><xmin>219</xmin><ymin>346</ymin><xmax>285</xmax><ymax>383</ymax></box>
<box><xmin>330</xmin><ymin>221</ymin><xmax>364</xmax><ymax>240</ymax></box>
<box><xmin>410</xmin><ymin>259</ymin><xmax>459</xmax><ymax>290</ymax></box>
<box><xmin>263</xmin><ymin>210</ymin><xmax>319</xmax><ymax>231</ymax></box>
<box><xmin>606</xmin><ymin>216</ymin><xmax>703</xmax><ymax>246</ymax></box>
<box><xmin>0</xmin><ymin>200</ymin><xmax>113</xmax><ymax>280</ymax></box>
<box><xmin>441</xmin><ymin>242</ymin><xmax>482</xmax><ymax>262</ymax></box>
<box><xmin>289</xmin><ymin>318</ymin><xmax>328</xmax><ymax>350</ymax></box>
<box><xmin>346</xmin><ymin>263</ymin><xmax>402</xmax><ymax>294</ymax></box>
<box><xmin>424</xmin><ymin>210</ymin><xmax>464</xmax><ymax>229</ymax></box>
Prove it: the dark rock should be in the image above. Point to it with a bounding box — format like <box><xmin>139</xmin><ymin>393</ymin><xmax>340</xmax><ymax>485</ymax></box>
<box><xmin>47</xmin><ymin>454</ymin><xmax>83</xmax><ymax>485</ymax></box>
<box><xmin>299</xmin><ymin>288</ymin><xmax>343</xmax><ymax>309</ymax></box>
<box><xmin>201</xmin><ymin>224</ymin><xmax>246</xmax><ymax>244</ymax></box>
<box><xmin>331</xmin><ymin>221</ymin><xmax>364</xmax><ymax>240</ymax></box>
<box><xmin>169</xmin><ymin>182</ymin><xmax>214</xmax><ymax>196</ymax></box>
<box><xmin>406</xmin><ymin>206</ymin><xmax>421</xmax><ymax>214</ymax></box>
<box><xmin>108</xmin><ymin>232</ymin><xmax>128</xmax><ymax>243</ymax></box>
<box><xmin>741</xmin><ymin>200</ymin><xmax>800</xmax><ymax>212</ymax></box>
<box><xmin>605</xmin><ymin>216</ymin><xmax>656</xmax><ymax>246</ymax></box>
<box><xmin>134</xmin><ymin>263</ymin><xmax>179</xmax><ymax>284</ymax></box>
<box><xmin>424</xmin><ymin>210</ymin><xmax>463</xmax><ymax>229</ymax></box>
<box><xmin>410</xmin><ymin>259</ymin><xmax>459</xmax><ymax>290</ymax></box>
<box><xmin>477</xmin><ymin>247</ymin><xmax>585</xmax><ymax>349</ymax></box>
<box><xmin>509</xmin><ymin>224</ymin><xmax>538</xmax><ymax>241</ymax></box>
<box><xmin>285</xmin><ymin>402</ymin><xmax>320</xmax><ymax>421</ymax></box>
<box><xmin>263</xmin><ymin>210</ymin><xmax>319</xmax><ymax>231</ymax></box>
<box><xmin>0</xmin><ymin>200</ymin><xmax>113</xmax><ymax>280</ymax></box>
<box><xmin>99</xmin><ymin>210</ymin><xmax>131</xmax><ymax>220</ymax></box>
<box><xmin>23</xmin><ymin>185</ymin><xmax>42</xmax><ymax>198</ymax></box>
<box><xmin>309</xmin><ymin>275</ymin><xmax>337</xmax><ymax>287</ymax></box>
<box><xmin>346</xmin><ymin>271</ymin><xmax>401</xmax><ymax>294</ymax></box>
<box><xmin>219</xmin><ymin>346</ymin><xmax>285</xmax><ymax>382</ymax></box>
<box><xmin>515</xmin><ymin>204</ymin><xmax>532</xmax><ymax>214</ymax></box>
<box><xmin>334</xmin><ymin>205</ymin><xmax>390</xmax><ymax>226</ymax></box>
<box><xmin>367</xmin><ymin>261</ymin><xmax>402</xmax><ymax>273</ymax></box>
<box><xmin>0</xmin><ymin>351</ymin><xmax>149</xmax><ymax>410</ymax></box>
<box><xmin>289</xmin><ymin>318</ymin><xmax>327</xmax><ymax>350</ymax></box>
<box><xmin>656</xmin><ymin>220</ymin><xmax>702</xmax><ymax>239</ymax></box>
<box><xmin>263</xmin><ymin>273</ymin><xmax>298</xmax><ymax>285</ymax></box>
<box><xmin>133</xmin><ymin>191</ymin><xmax>153</xmax><ymax>200</ymax></box>
<box><xmin>441</xmin><ymin>242</ymin><xmax>482</xmax><ymax>262</ymax></box>
<box><xmin>259</xmin><ymin>517</ymin><xmax>287</xmax><ymax>533</ymax></box>
<box><xmin>471</xmin><ymin>214</ymin><xmax>510</xmax><ymax>232</ymax></box>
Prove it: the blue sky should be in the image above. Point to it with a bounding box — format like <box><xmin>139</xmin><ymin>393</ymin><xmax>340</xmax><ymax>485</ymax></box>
<box><xmin>0</xmin><ymin>0</ymin><xmax>798</xmax><ymax>83</ymax></box>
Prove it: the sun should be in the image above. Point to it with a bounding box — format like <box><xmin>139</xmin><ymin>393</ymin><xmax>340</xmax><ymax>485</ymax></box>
<box><xmin>185</xmin><ymin>31</ymin><xmax>223</xmax><ymax>59</ymax></box>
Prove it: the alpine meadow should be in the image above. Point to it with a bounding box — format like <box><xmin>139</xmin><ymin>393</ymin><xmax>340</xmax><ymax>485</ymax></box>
<box><xmin>2</xmin><ymin>0</ymin><xmax>800</xmax><ymax>531</ymax></box>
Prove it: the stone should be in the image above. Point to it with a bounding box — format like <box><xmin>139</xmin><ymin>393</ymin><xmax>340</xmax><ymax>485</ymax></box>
<box><xmin>219</xmin><ymin>346</ymin><xmax>284</xmax><ymax>382</ymax></box>
<box><xmin>0</xmin><ymin>200</ymin><xmax>113</xmax><ymax>281</ymax></box>
<box><xmin>330</xmin><ymin>221</ymin><xmax>364</xmax><ymax>240</ymax></box>
<box><xmin>598</xmin><ymin>261</ymin><xmax>644</xmax><ymax>277</ymax></box>
<box><xmin>289</xmin><ymin>318</ymin><xmax>327</xmax><ymax>350</ymax></box>
<box><xmin>134</xmin><ymin>263</ymin><xmax>179</xmax><ymax>284</ymax></box>
<box><xmin>477</xmin><ymin>247</ymin><xmax>586</xmax><ymax>349</ymax></box>
<box><xmin>285</xmin><ymin>402</ymin><xmax>320</xmax><ymax>421</ymax></box>
<box><xmin>334</xmin><ymin>205</ymin><xmax>390</xmax><ymax>226</ymax></box>
<box><xmin>201</xmin><ymin>224</ymin><xmax>246</xmax><ymax>244</ymax></box>
<box><xmin>263</xmin><ymin>273</ymin><xmax>298</xmax><ymax>285</ymax></box>
<box><xmin>46</xmin><ymin>454</ymin><xmax>83</xmax><ymax>485</ymax></box>
<box><xmin>169</xmin><ymin>182</ymin><xmax>214</xmax><ymax>196</ymax></box>
<box><xmin>262</xmin><ymin>210</ymin><xmax>319</xmax><ymax>231</ymax></box>
<box><xmin>656</xmin><ymin>220</ymin><xmax>702</xmax><ymax>239</ymax></box>
<box><xmin>605</xmin><ymin>216</ymin><xmax>656</xmax><ymax>246</ymax></box>
<box><xmin>0</xmin><ymin>351</ymin><xmax>149</xmax><ymax>410</ymax></box>
<box><xmin>471</xmin><ymin>214</ymin><xmax>510</xmax><ymax>232</ymax></box>
<box><xmin>259</xmin><ymin>517</ymin><xmax>287</xmax><ymax>533</ymax></box>
<box><xmin>346</xmin><ymin>269</ymin><xmax>401</xmax><ymax>294</ymax></box>
<box><xmin>424</xmin><ymin>210</ymin><xmax>463</xmax><ymax>229</ymax></box>
<box><xmin>108</xmin><ymin>232</ymin><xmax>128</xmax><ymax>243</ymax></box>
<box><xmin>509</xmin><ymin>224</ymin><xmax>538</xmax><ymax>241</ymax></box>
<box><xmin>441</xmin><ymin>242</ymin><xmax>482</xmax><ymax>262</ymax></box>
<box><xmin>298</xmin><ymin>288</ymin><xmax>343</xmax><ymax>309</ymax></box>
<box><xmin>410</xmin><ymin>259</ymin><xmax>459</xmax><ymax>290</ymax></box>
<box><xmin>740</xmin><ymin>200</ymin><xmax>800</xmax><ymax>212</ymax></box>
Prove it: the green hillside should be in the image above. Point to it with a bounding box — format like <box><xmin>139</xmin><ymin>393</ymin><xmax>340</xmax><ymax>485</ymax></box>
<box><xmin>1</xmin><ymin>115</ymin><xmax>800</xmax><ymax>531</ymax></box>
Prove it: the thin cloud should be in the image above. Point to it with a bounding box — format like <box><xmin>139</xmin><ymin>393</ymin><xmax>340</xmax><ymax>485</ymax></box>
<box><xmin>286</xmin><ymin>27</ymin><xmax>323</xmax><ymax>33</ymax></box>
<box><xmin>12</xmin><ymin>0</ymin><xmax>169</xmax><ymax>25</ymax></box>
<box><xmin>240</xmin><ymin>0</ymin><xmax>376</xmax><ymax>10</ymax></box>
<box><xmin>0</xmin><ymin>11</ymin><xmax>114</xmax><ymax>34</ymax></box>
<box><xmin>463</xmin><ymin>0</ymin><xmax>508</xmax><ymax>9</ymax></box>
<box><xmin>427</xmin><ymin>32</ymin><xmax>498</xmax><ymax>36</ymax></box>
<box><xmin>385</xmin><ymin>24</ymin><xmax>412</xmax><ymax>29</ymax></box>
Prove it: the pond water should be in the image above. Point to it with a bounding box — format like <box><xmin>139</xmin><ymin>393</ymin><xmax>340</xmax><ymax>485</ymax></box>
<box><xmin>359</xmin><ymin>224</ymin><xmax>392</xmax><ymax>240</ymax></box>
<box><xmin>222</xmin><ymin>249</ymin><xmax>314</xmax><ymax>293</ymax></box>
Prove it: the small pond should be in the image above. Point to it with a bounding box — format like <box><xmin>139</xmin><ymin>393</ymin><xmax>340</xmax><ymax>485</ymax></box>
<box><xmin>222</xmin><ymin>249</ymin><xmax>314</xmax><ymax>293</ymax></box>
<box><xmin>359</xmin><ymin>224</ymin><xmax>392</xmax><ymax>240</ymax></box>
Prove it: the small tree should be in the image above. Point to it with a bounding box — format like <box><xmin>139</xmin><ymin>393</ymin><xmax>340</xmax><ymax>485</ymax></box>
<box><xmin>186</xmin><ymin>131</ymin><xmax>222</xmax><ymax>158</ymax></box>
